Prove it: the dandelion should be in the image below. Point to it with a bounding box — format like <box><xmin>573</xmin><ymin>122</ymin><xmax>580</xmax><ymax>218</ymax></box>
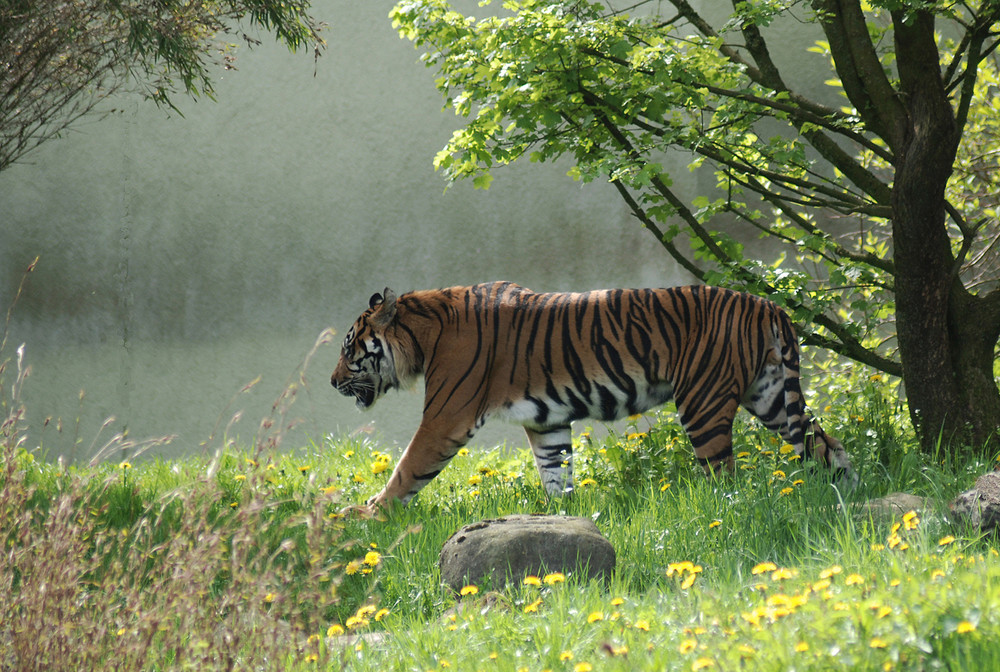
<box><xmin>633</xmin><ymin>620</ymin><xmax>650</xmax><ymax>632</ymax></box>
<box><xmin>819</xmin><ymin>565</ymin><xmax>843</xmax><ymax>579</ymax></box>
<box><xmin>956</xmin><ymin>620</ymin><xmax>976</xmax><ymax>634</ymax></box>
<box><xmin>938</xmin><ymin>535</ymin><xmax>956</xmax><ymax>546</ymax></box>
<box><xmin>559</xmin><ymin>651</ymin><xmax>574</xmax><ymax>661</ymax></box>
<box><xmin>460</xmin><ymin>585</ymin><xmax>479</xmax><ymax>596</ymax></box>
<box><xmin>234</xmin><ymin>474</ymin><xmax>246</xmax><ymax>482</ymax></box>
<box><xmin>771</xmin><ymin>567</ymin><xmax>795</xmax><ymax>581</ymax></box>
<box><xmin>263</xmin><ymin>593</ymin><xmax>276</xmax><ymax>603</ymax></box>
<box><xmin>752</xmin><ymin>562</ymin><xmax>777</xmax><ymax>575</ymax></box>
<box><xmin>374</xmin><ymin>608</ymin><xmax>389</xmax><ymax>621</ymax></box>
<box><xmin>692</xmin><ymin>658</ymin><xmax>715</xmax><ymax>670</ymax></box>
<box><xmin>679</xmin><ymin>639</ymin><xmax>697</xmax><ymax>654</ymax></box>
<box><xmin>681</xmin><ymin>573</ymin><xmax>698</xmax><ymax>590</ymax></box>
<box><xmin>574</xmin><ymin>664</ymin><xmax>593</xmax><ymax>672</ymax></box>
<box><xmin>304</xmin><ymin>653</ymin><xmax>318</xmax><ymax>663</ymax></box>
<box><xmin>902</xmin><ymin>510</ymin><xmax>920</xmax><ymax>530</ymax></box>
<box><xmin>661</xmin><ymin>482</ymin><xmax>672</xmax><ymax>491</ymax></box>
<box><xmin>869</xmin><ymin>637</ymin><xmax>888</xmax><ymax>649</ymax></box>
<box><xmin>772</xmin><ymin>469</ymin><xmax>786</xmax><ymax>479</ymax></box>
<box><xmin>345</xmin><ymin>560</ymin><xmax>361</xmax><ymax>575</ymax></box>
<box><xmin>845</xmin><ymin>573</ymin><xmax>865</xmax><ymax>586</ymax></box>
<box><xmin>794</xmin><ymin>642</ymin><xmax>809</xmax><ymax>653</ymax></box>
<box><xmin>792</xmin><ymin>479</ymin><xmax>804</xmax><ymax>486</ymax></box>
<box><xmin>708</xmin><ymin>520</ymin><xmax>722</xmax><ymax>529</ymax></box>
<box><xmin>307</xmin><ymin>633</ymin><xmax>322</xmax><ymax>644</ymax></box>
<box><xmin>580</xmin><ymin>478</ymin><xmax>598</xmax><ymax>487</ymax></box>
<box><xmin>371</xmin><ymin>455</ymin><xmax>391</xmax><ymax>474</ymax></box>
<box><xmin>457</xmin><ymin>448</ymin><xmax>469</xmax><ymax>457</ymax></box>
<box><xmin>364</xmin><ymin>551</ymin><xmax>381</xmax><ymax>566</ymax></box>
<box><xmin>119</xmin><ymin>461</ymin><xmax>132</xmax><ymax>471</ymax></box>
<box><xmin>468</xmin><ymin>474</ymin><xmax>483</xmax><ymax>486</ymax></box>
<box><xmin>780</xmin><ymin>487</ymin><xmax>794</xmax><ymax>496</ymax></box>
<box><xmin>523</xmin><ymin>575</ymin><xmax>542</xmax><ymax>586</ymax></box>
<box><xmin>779</xmin><ymin>444</ymin><xmax>795</xmax><ymax>455</ymax></box>
<box><xmin>543</xmin><ymin>572</ymin><xmax>566</xmax><ymax>585</ymax></box>
<box><xmin>587</xmin><ymin>611</ymin><xmax>604</xmax><ymax>623</ymax></box>
<box><xmin>327</xmin><ymin>624</ymin><xmax>345</xmax><ymax>637</ymax></box>
<box><xmin>737</xmin><ymin>451</ymin><xmax>751</xmax><ymax>458</ymax></box>
<box><xmin>524</xmin><ymin>598</ymin><xmax>542</xmax><ymax>613</ymax></box>
<box><xmin>610</xmin><ymin>597</ymin><xmax>625</xmax><ymax>606</ymax></box>
<box><xmin>298</xmin><ymin>465</ymin><xmax>311</xmax><ymax>474</ymax></box>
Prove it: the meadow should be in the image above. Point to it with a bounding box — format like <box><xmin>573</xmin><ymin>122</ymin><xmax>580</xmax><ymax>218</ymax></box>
<box><xmin>2</xmin><ymin>358</ymin><xmax>999</xmax><ymax>671</ymax></box>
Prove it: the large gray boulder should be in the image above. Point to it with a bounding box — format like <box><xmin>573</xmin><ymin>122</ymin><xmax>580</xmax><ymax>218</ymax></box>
<box><xmin>950</xmin><ymin>471</ymin><xmax>1000</xmax><ymax>532</ymax></box>
<box><xmin>439</xmin><ymin>514</ymin><xmax>616</xmax><ymax>592</ymax></box>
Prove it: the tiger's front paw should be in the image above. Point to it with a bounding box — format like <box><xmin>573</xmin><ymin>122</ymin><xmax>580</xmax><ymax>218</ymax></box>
<box><xmin>338</xmin><ymin>503</ymin><xmax>378</xmax><ymax>519</ymax></box>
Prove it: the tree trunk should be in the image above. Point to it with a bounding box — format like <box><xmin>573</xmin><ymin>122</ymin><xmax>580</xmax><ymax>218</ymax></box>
<box><xmin>891</xmin><ymin>10</ymin><xmax>1000</xmax><ymax>453</ymax></box>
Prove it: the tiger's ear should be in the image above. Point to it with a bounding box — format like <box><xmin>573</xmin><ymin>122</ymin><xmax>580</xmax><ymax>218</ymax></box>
<box><xmin>370</xmin><ymin>287</ymin><xmax>397</xmax><ymax>328</ymax></box>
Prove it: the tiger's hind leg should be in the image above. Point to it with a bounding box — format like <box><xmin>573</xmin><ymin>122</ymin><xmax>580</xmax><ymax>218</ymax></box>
<box><xmin>676</xmin><ymin>393</ymin><xmax>741</xmax><ymax>477</ymax></box>
<box><xmin>524</xmin><ymin>425</ymin><xmax>574</xmax><ymax>496</ymax></box>
<box><xmin>741</xmin><ymin>351</ymin><xmax>857</xmax><ymax>489</ymax></box>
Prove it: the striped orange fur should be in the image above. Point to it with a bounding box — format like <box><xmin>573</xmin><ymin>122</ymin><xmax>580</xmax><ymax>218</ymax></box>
<box><xmin>331</xmin><ymin>282</ymin><xmax>855</xmax><ymax>514</ymax></box>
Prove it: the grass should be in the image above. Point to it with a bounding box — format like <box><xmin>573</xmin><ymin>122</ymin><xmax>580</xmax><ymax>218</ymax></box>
<box><xmin>3</xmin><ymin>349</ymin><xmax>1000</xmax><ymax>670</ymax></box>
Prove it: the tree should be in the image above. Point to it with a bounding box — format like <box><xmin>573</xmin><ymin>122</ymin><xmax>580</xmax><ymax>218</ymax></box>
<box><xmin>0</xmin><ymin>0</ymin><xmax>324</xmax><ymax>172</ymax></box>
<box><xmin>389</xmin><ymin>0</ymin><xmax>1000</xmax><ymax>454</ymax></box>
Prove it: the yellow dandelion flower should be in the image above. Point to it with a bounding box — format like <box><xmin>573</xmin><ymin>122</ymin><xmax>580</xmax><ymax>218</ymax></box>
<box><xmin>587</xmin><ymin>611</ymin><xmax>604</xmax><ymax>623</ymax></box>
<box><xmin>780</xmin><ymin>487</ymin><xmax>794</xmax><ymax>496</ymax></box>
<box><xmin>708</xmin><ymin>520</ymin><xmax>722</xmax><ymax>528</ymax></box>
<box><xmin>234</xmin><ymin>474</ymin><xmax>246</xmax><ymax>482</ymax></box>
<box><xmin>356</xmin><ymin>604</ymin><xmax>377</xmax><ymax>618</ymax></box>
<box><xmin>610</xmin><ymin>597</ymin><xmax>625</xmax><ymax>606</ymax></box>
<box><xmin>363</xmin><ymin>551</ymin><xmax>381</xmax><ymax>566</ymax></box>
<box><xmin>772</xmin><ymin>469</ymin><xmax>786</xmax><ymax>479</ymax></box>
<box><xmin>543</xmin><ymin>572</ymin><xmax>566</xmax><ymax>585</ymax></box>
<box><xmin>304</xmin><ymin>653</ymin><xmax>318</xmax><ymax>663</ymax></box>
<box><xmin>938</xmin><ymin>535</ymin><xmax>956</xmax><ymax>546</ymax></box>
<box><xmin>523</xmin><ymin>575</ymin><xmax>542</xmax><ymax>586</ymax></box>
<box><xmin>792</xmin><ymin>479</ymin><xmax>804</xmax><ymax>486</ymax></box>
<box><xmin>298</xmin><ymin>465</ymin><xmax>311</xmax><ymax>473</ymax></box>
<box><xmin>902</xmin><ymin>510</ymin><xmax>920</xmax><ymax>530</ymax></box>
<box><xmin>693</xmin><ymin>658</ymin><xmax>715</xmax><ymax>670</ymax></box>
<box><xmin>263</xmin><ymin>593</ymin><xmax>276</xmax><ymax>603</ymax></box>
<box><xmin>681</xmin><ymin>573</ymin><xmax>697</xmax><ymax>590</ymax></box>
<box><xmin>956</xmin><ymin>620</ymin><xmax>976</xmax><ymax>634</ymax></box>
<box><xmin>468</xmin><ymin>474</ymin><xmax>483</xmax><ymax>485</ymax></box>
<box><xmin>327</xmin><ymin>624</ymin><xmax>345</xmax><ymax>637</ymax></box>
<box><xmin>737</xmin><ymin>644</ymin><xmax>755</xmax><ymax>656</ymax></box>
<box><xmin>819</xmin><ymin>565</ymin><xmax>842</xmax><ymax>579</ymax></box>
<box><xmin>119</xmin><ymin>461</ymin><xmax>132</xmax><ymax>470</ymax></box>
<box><xmin>523</xmin><ymin>598</ymin><xmax>542</xmax><ymax>613</ymax></box>
<box><xmin>559</xmin><ymin>650</ymin><xmax>574</xmax><ymax>661</ymax></box>
<box><xmin>794</xmin><ymin>642</ymin><xmax>809</xmax><ymax>652</ymax></box>
<box><xmin>580</xmin><ymin>478</ymin><xmax>598</xmax><ymax>487</ymax></box>
<box><xmin>460</xmin><ymin>585</ymin><xmax>479</xmax><ymax>596</ymax></box>
<box><xmin>779</xmin><ymin>444</ymin><xmax>795</xmax><ymax>454</ymax></box>
<box><xmin>633</xmin><ymin>620</ymin><xmax>650</xmax><ymax>632</ymax></box>
<box><xmin>845</xmin><ymin>573</ymin><xmax>865</xmax><ymax>586</ymax></box>
<box><xmin>345</xmin><ymin>560</ymin><xmax>361</xmax><ymax>575</ymax></box>
<box><xmin>876</xmin><ymin>605</ymin><xmax>892</xmax><ymax>619</ymax></box>
<box><xmin>574</xmin><ymin>664</ymin><xmax>593</xmax><ymax>672</ymax></box>
<box><xmin>869</xmin><ymin>637</ymin><xmax>888</xmax><ymax>649</ymax></box>
<box><xmin>931</xmin><ymin>569</ymin><xmax>945</xmax><ymax>580</ymax></box>
<box><xmin>457</xmin><ymin>448</ymin><xmax>469</xmax><ymax>457</ymax></box>
<box><xmin>752</xmin><ymin>562</ymin><xmax>777</xmax><ymax>575</ymax></box>
<box><xmin>771</xmin><ymin>567</ymin><xmax>795</xmax><ymax>581</ymax></box>
<box><xmin>371</xmin><ymin>460</ymin><xmax>389</xmax><ymax>475</ymax></box>
<box><xmin>812</xmin><ymin>578</ymin><xmax>832</xmax><ymax>592</ymax></box>
<box><xmin>678</xmin><ymin>639</ymin><xmax>697</xmax><ymax>654</ymax></box>
<box><xmin>307</xmin><ymin>633</ymin><xmax>321</xmax><ymax>644</ymax></box>
<box><xmin>661</xmin><ymin>481</ymin><xmax>672</xmax><ymax>491</ymax></box>
<box><xmin>736</xmin><ymin>451</ymin><xmax>751</xmax><ymax>458</ymax></box>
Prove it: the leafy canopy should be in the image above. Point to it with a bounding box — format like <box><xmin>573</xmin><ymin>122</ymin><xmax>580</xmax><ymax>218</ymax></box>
<box><xmin>389</xmin><ymin>0</ymin><xmax>1000</xmax><ymax>376</ymax></box>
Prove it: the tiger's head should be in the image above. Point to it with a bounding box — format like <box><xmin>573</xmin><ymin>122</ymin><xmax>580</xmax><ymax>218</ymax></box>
<box><xmin>331</xmin><ymin>288</ymin><xmax>406</xmax><ymax>410</ymax></box>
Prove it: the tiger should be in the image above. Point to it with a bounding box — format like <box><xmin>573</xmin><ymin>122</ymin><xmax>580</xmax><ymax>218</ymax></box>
<box><xmin>331</xmin><ymin>281</ymin><xmax>855</xmax><ymax>515</ymax></box>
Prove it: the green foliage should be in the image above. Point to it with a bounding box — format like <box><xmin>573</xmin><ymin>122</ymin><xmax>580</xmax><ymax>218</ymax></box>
<box><xmin>0</xmin><ymin>0</ymin><xmax>325</xmax><ymax>170</ymax></box>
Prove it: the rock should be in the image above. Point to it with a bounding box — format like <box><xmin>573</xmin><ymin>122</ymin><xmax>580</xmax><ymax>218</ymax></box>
<box><xmin>862</xmin><ymin>492</ymin><xmax>932</xmax><ymax>522</ymax></box>
<box><xmin>439</xmin><ymin>514</ymin><xmax>616</xmax><ymax>592</ymax></box>
<box><xmin>950</xmin><ymin>471</ymin><xmax>1000</xmax><ymax>532</ymax></box>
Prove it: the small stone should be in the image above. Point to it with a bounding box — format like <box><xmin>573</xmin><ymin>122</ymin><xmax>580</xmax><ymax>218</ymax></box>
<box><xmin>950</xmin><ymin>471</ymin><xmax>1000</xmax><ymax>532</ymax></box>
<box><xmin>439</xmin><ymin>514</ymin><xmax>616</xmax><ymax>592</ymax></box>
